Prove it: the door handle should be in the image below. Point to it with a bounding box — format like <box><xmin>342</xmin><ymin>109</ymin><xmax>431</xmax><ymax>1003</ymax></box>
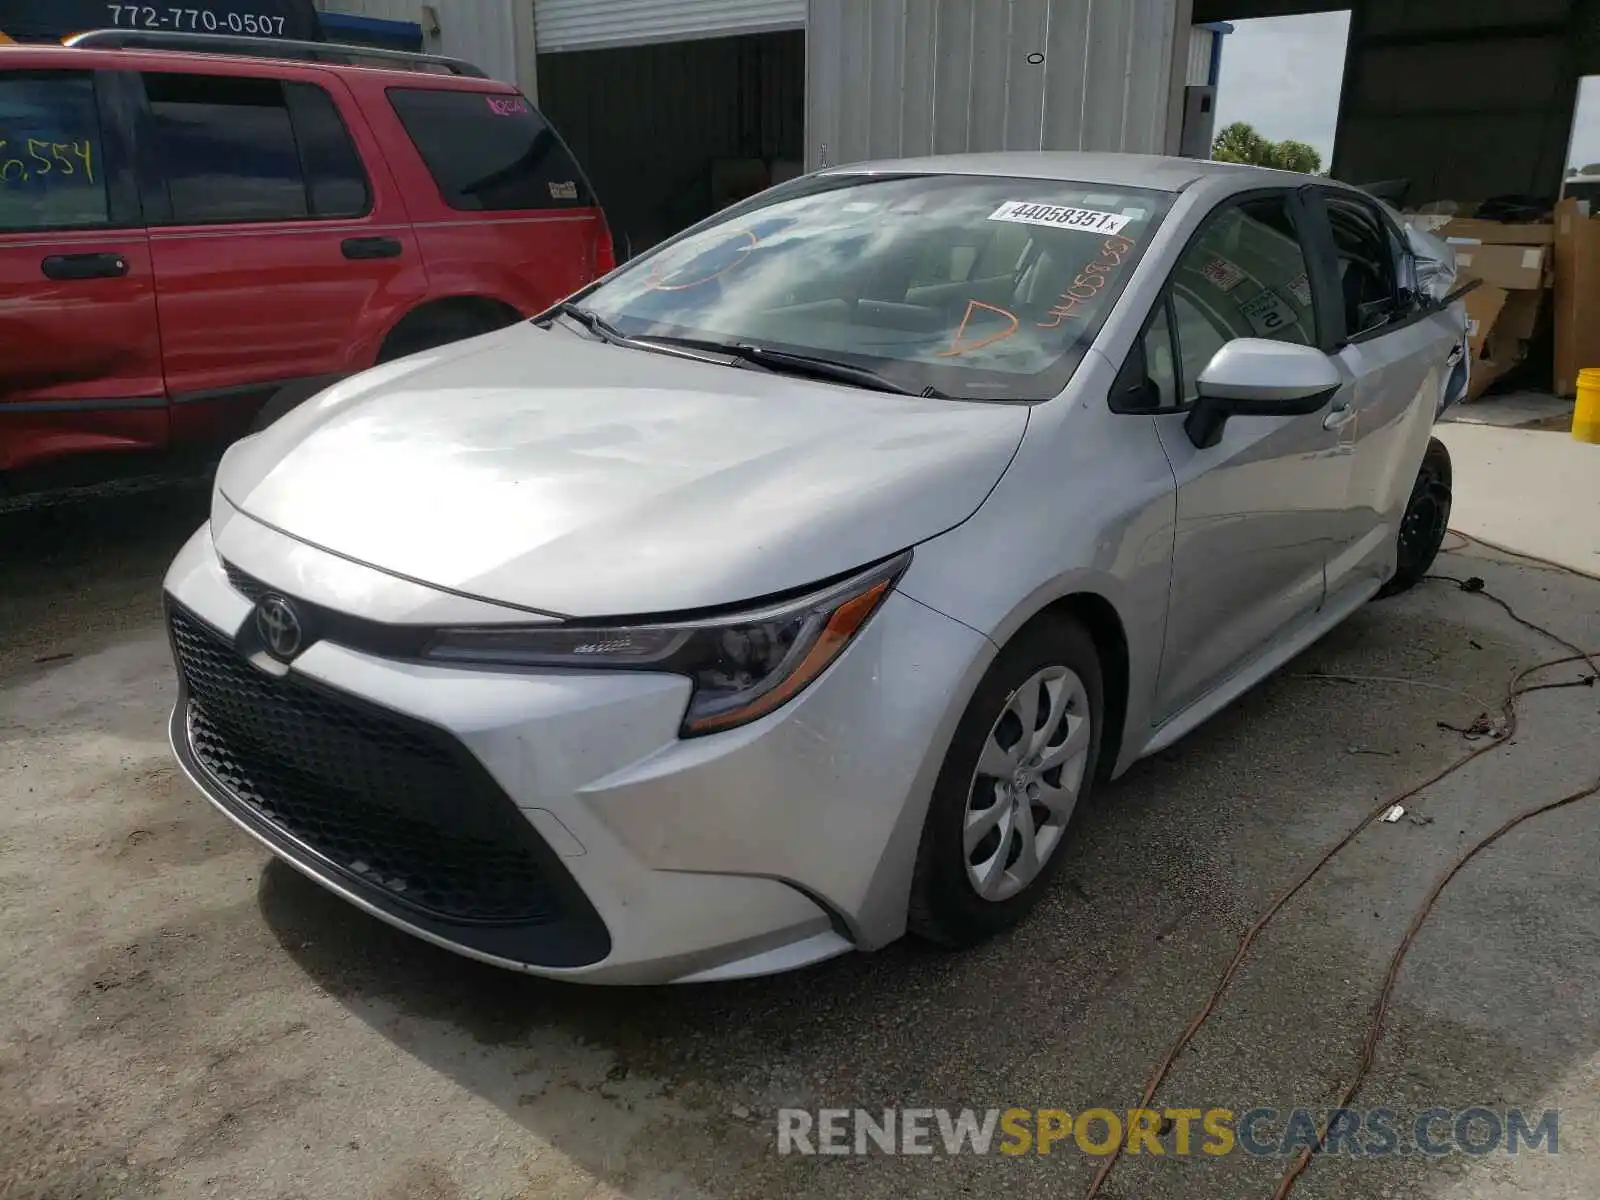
<box><xmin>1323</xmin><ymin>403</ymin><xmax>1357</xmax><ymax>431</ymax></box>
<box><xmin>41</xmin><ymin>252</ymin><xmax>129</xmax><ymax>280</ymax></box>
<box><xmin>341</xmin><ymin>236</ymin><xmax>403</xmax><ymax>260</ymax></box>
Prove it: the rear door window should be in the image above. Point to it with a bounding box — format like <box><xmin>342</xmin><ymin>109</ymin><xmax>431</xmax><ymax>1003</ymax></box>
<box><xmin>0</xmin><ymin>72</ymin><xmax>110</xmax><ymax>231</ymax></box>
<box><xmin>145</xmin><ymin>73</ymin><xmax>307</xmax><ymax>223</ymax></box>
<box><xmin>387</xmin><ymin>88</ymin><xmax>592</xmax><ymax>212</ymax></box>
<box><xmin>143</xmin><ymin>73</ymin><xmax>370</xmax><ymax>223</ymax></box>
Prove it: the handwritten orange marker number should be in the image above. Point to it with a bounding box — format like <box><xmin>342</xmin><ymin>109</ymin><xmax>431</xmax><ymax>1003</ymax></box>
<box><xmin>1038</xmin><ymin>235</ymin><xmax>1135</xmax><ymax>329</ymax></box>
<box><xmin>938</xmin><ymin>300</ymin><xmax>1020</xmax><ymax>357</ymax></box>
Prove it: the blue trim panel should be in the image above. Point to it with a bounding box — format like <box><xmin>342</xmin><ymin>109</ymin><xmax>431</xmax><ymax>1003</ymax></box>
<box><xmin>316</xmin><ymin>11</ymin><xmax>424</xmax><ymax>51</ymax></box>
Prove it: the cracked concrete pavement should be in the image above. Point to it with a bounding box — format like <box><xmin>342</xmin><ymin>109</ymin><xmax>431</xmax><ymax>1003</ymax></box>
<box><xmin>2</xmin><ymin>475</ymin><xmax>1598</xmax><ymax>1200</ymax></box>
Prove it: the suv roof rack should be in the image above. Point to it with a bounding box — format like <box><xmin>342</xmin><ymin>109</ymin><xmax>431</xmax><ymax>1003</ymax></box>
<box><xmin>61</xmin><ymin>28</ymin><xmax>489</xmax><ymax>78</ymax></box>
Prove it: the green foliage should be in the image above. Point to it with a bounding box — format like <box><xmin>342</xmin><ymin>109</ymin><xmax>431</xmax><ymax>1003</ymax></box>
<box><xmin>1211</xmin><ymin>122</ymin><xmax>1324</xmax><ymax>175</ymax></box>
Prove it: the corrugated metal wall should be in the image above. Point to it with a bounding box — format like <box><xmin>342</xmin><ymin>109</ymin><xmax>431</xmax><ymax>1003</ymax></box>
<box><xmin>1331</xmin><ymin>0</ymin><xmax>1582</xmax><ymax>201</ymax></box>
<box><xmin>534</xmin><ymin>0</ymin><xmax>806</xmax><ymax>52</ymax></box>
<box><xmin>538</xmin><ymin>31</ymin><xmax>805</xmax><ymax>247</ymax></box>
<box><xmin>806</xmin><ymin>0</ymin><xmax>1190</xmax><ymax>171</ymax></box>
<box><xmin>315</xmin><ymin>0</ymin><xmax>521</xmax><ymax>84</ymax></box>
<box><xmin>1187</xmin><ymin>25</ymin><xmax>1215</xmax><ymax>85</ymax></box>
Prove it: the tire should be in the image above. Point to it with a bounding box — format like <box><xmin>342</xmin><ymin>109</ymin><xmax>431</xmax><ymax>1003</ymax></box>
<box><xmin>248</xmin><ymin>377</ymin><xmax>337</xmax><ymax>434</ymax></box>
<box><xmin>907</xmin><ymin>615</ymin><xmax>1104</xmax><ymax>948</ymax></box>
<box><xmin>377</xmin><ymin>305</ymin><xmax>507</xmax><ymax>364</ymax></box>
<box><xmin>1376</xmin><ymin>436</ymin><xmax>1452</xmax><ymax>599</ymax></box>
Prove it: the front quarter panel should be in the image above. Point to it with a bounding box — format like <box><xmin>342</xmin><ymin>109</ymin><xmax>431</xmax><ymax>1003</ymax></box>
<box><xmin>896</xmin><ymin>352</ymin><xmax>1178</xmax><ymax>778</ymax></box>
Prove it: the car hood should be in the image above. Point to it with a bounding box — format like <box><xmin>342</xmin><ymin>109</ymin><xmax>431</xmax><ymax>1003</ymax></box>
<box><xmin>218</xmin><ymin>324</ymin><xmax>1030</xmax><ymax>617</ymax></box>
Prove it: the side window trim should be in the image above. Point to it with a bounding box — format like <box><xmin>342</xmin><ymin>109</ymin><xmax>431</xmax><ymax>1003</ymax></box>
<box><xmin>93</xmin><ymin>69</ymin><xmax>145</xmax><ymax>228</ymax></box>
<box><xmin>282</xmin><ymin>79</ymin><xmax>373</xmax><ymax>220</ymax></box>
<box><xmin>1302</xmin><ymin>185</ymin><xmax>1427</xmax><ymax>348</ymax></box>
<box><xmin>1109</xmin><ymin>291</ymin><xmax>1184</xmax><ymax>415</ymax></box>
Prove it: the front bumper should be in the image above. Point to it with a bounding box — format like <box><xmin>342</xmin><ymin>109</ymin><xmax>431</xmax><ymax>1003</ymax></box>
<box><xmin>163</xmin><ymin>514</ymin><xmax>993</xmax><ymax>984</ymax></box>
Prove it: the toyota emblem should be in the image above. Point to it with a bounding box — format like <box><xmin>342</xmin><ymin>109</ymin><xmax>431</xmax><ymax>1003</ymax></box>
<box><xmin>255</xmin><ymin>595</ymin><xmax>304</xmax><ymax>661</ymax></box>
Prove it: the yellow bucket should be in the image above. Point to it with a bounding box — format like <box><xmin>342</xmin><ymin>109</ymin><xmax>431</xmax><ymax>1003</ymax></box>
<box><xmin>1576</xmin><ymin>368</ymin><xmax>1600</xmax><ymax>444</ymax></box>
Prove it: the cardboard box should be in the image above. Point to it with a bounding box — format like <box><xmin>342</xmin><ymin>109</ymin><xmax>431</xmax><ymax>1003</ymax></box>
<box><xmin>1552</xmin><ymin>198</ymin><xmax>1600</xmax><ymax>397</ymax></box>
<box><xmin>1496</xmin><ymin>289</ymin><xmax>1544</xmax><ymax>341</ymax></box>
<box><xmin>1406</xmin><ymin>215</ymin><xmax>1554</xmax><ymax>245</ymax></box>
<box><xmin>1452</xmin><ymin>242</ymin><xmax>1549</xmax><ymax>290</ymax></box>
<box><xmin>1467</xmin><ymin>327</ymin><xmax>1528</xmax><ymax>401</ymax></box>
<box><xmin>1463</xmin><ymin>285</ymin><xmax>1507</xmax><ymax>359</ymax></box>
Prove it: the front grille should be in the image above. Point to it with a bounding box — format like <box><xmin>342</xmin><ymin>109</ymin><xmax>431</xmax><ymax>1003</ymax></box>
<box><xmin>223</xmin><ymin>562</ymin><xmax>269</xmax><ymax>604</ymax></box>
<box><xmin>169</xmin><ymin>603</ymin><xmax>563</xmax><ymax>925</ymax></box>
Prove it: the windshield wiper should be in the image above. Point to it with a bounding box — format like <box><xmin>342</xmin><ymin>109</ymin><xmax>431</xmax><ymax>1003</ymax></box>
<box><xmin>543</xmin><ymin>304</ymin><xmax>739</xmax><ymax>366</ymax></box>
<box><xmin>543</xmin><ymin>300</ymin><xmax>630</xmax><ymax>345</ymax></box>
<box><xmin>638</xmin><ymin>336</ymin><xmax>942</xmax><ymax>398</ymax></box>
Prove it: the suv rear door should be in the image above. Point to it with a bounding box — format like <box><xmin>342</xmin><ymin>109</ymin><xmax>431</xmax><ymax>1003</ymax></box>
<box><xmin>136</xmin><ymin>66</ymin><xmax>428</xmax><ymax>442</ymax></box>
<box><xmin>379</xmin><ymin>84</ymin><xmax>611</xmax><ymax>312</ymax></box>
<box><xmin>0</xmin><ymin>66</ymin><xmax>165</xmax><ymax>476</ymax></box>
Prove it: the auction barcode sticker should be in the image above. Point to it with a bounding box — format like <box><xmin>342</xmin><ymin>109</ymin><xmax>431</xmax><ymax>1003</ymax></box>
<box><xmin>988</xmin><ymin>201</ymin><xmax>1131</xmax><ymax>234</ymax></box>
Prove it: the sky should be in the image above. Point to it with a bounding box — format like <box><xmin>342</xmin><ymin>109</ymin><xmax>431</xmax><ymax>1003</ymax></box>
<box><xmin>1213</xmin><ymin>10</ymin><xmax>1600</xmax><ymax>173</ymax></box>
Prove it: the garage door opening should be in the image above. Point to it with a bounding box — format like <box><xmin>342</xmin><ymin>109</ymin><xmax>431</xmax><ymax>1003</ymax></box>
<box><xmin>536</xmin><ymin>30</ymin><xmax>805</xmax><ymax>259</ymax></box>
<box><xmin>1210</xmin><ymin>10</ymin><xmax>1350</xmax><ymax>173</ymax></box>
<box><xmin>1562</xmin><ymin>77</ymin><xmax>1600</xmax><ymax>204</ymax></box>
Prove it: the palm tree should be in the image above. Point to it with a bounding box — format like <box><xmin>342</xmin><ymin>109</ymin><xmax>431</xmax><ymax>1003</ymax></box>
<box><xmin>1211</xmin><ymin>122</ymin><xmax>1324</xmax><ymax>175</ymax></box>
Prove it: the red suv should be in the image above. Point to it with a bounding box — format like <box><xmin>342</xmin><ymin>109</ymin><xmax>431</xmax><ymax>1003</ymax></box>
<box><xmin>0</xmin><ymin>32</ymin><xmax>614</xmax><ymax>493</ymax></box>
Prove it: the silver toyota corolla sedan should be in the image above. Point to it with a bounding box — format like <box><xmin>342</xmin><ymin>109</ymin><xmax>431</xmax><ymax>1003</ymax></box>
<box><xmin>164</xmin><ymin>152</ymin><xmax>1466</xmax><ymax>985</ymax></box>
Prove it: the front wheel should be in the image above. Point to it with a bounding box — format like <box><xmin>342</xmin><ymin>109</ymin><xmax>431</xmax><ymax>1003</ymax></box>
<box><xmin>907</xmin><ymin>616</ymin><xmax>1103</xmax><ymax>948</ymax></box>
<box><xmin>1376</xmin><ymin>436</ymin><xmax>1452</xmax><ymax>599</ymax></box>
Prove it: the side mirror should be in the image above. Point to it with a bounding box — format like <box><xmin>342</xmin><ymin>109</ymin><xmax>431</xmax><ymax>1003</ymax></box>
<box><xmin>1184</xmin><ymin>339</ymin><xmax>1342</xmax><ymax>449</ymax></box>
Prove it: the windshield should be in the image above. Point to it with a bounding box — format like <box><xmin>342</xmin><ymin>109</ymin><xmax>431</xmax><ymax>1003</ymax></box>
<box><xmin>578</xmin><ymin>173</ymin><xmax>1173</xmax><ymax>401</ymax></box>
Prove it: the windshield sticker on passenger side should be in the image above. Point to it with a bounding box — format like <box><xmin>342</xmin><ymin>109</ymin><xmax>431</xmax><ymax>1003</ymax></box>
<box><xmin>1201</xmin><ymin>256</ymin><xmax>1247</xmax><ymax>292</ymax></box>
<box><xmin>1037</xmin><ymin>235</ymin><xmax>1135</xmax><ymax>328</ymax></box>
<box><xmin>547</xmin><ymin>181</ymin><xmax>578</xmax><ymax>200</ymax></box>
<box><xmin>1286</xmin><ymin>272</ymin><xmax>1313</xmax><ymax>307</ymax></box>
<box><xmin>1240</xmin><ymin>288</ymin><xmax>1298</xmax><ymax>337</ymax></box>
<box><xmin>988</xmin><ymin>201</ymin><xmax>1132</xmax><ymax>235</ymax></box>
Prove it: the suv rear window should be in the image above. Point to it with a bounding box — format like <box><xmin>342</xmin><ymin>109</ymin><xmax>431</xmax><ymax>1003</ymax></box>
<box><xmin>387</xmin><ymin>88</ymin><xmax>592</xmax><ymax>212</ymax></box>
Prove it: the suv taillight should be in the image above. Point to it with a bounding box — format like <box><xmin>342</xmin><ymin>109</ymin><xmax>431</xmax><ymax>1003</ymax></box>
<box><xmin>595</xmin><ymin>221</ymin><xmax>617</xmax><ymax>275</ymax></box>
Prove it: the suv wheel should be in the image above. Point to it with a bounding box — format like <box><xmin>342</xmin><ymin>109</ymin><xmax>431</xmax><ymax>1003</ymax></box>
<box><xmin>378</xmin><ymin>304</ymin><xmax>513</xmax><ymax>364</ymax></box>
<box><xmin>908</xmin><ymin>615</ymin><xmax>1103</xmax><ymax>948</ymax></box>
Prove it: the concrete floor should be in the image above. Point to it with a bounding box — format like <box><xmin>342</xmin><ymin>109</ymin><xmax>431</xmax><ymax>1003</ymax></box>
<box><xmin>2</xmin><ymin>455</ymin><xmax>1598</xmax><ymax>1200</ymax></box>
<box><xmin>1435</xmin><ymin>414</ymin><xmax>1600</xmax><ymax>577</ymax></box>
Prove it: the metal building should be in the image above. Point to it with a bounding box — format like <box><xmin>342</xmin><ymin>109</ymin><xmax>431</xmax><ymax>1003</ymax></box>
<box><xmin>525</xmin><ymin>0</ymin><xmax>1194</xmax><ymax>253</ymax></box>
<box><xmin>1196</xmin><ymin>0</ymin><xmax>1600</xmax><ymax>205</ymax></box>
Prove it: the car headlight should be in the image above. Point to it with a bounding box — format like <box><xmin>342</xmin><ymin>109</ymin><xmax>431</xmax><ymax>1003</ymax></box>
<box><xmin>423</xmin><ymin>551</ymin><xmax>911</xmax><ymax>736</ymax></box>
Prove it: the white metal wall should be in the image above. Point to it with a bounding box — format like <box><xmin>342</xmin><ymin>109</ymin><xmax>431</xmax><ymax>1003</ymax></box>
<box><xmin>806</xmin><ymin>0</ymin><xmax>1192</xmax><ymax>172</ymax></box>
<box><xmin>534</xmin><ymin>0</ymin><xmax>806</xmax><ymax>52</ymax></box>
<box><xmin>1187</xmin><ymin>25</ymin><xmax>1215</xmax><ymax>86</ymax></box>
<box><xmin>315</xmin><ymin>0</ymin><xmax>521</xmax><ymax>85</ymax></box>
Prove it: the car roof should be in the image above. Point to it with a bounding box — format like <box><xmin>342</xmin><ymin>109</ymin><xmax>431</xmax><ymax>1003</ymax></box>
<box><xmin>0</xmin><ymin>41</ymin><xmax>513</xmax><ymax>89</ymax></box>
<box><xmin>820</xmin><ymin>150</ymin><xmax>1311</xmax><ymax>194</ymax></box>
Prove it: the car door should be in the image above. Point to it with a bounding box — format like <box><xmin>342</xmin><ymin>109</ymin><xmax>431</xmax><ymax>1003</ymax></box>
<box><xmin>0</xmin><ymin>66</ymin><xmax>165</xmax><ymax>475</ymax></box>
<box><xmin>1137</xmin><ymin>190</ymin><xmax>1355</xmax><ymax>722</ymax></box>
<box><xmin>137</xmin><ymin>67</ymin><xmax>427</xmax><ymax>445</ymax></box>
<box><xmin>1305</xmin><ymin>187</ymin><xmax>1462</xmax><ymax>604</ymax></box>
